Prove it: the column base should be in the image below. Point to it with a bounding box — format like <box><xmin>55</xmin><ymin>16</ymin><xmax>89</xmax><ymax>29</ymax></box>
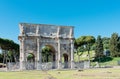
<box><xmin>20</xmin><ymin>61</ymin><xmax>26</xmax><ymax>70</ymax></box>
<box><xmin>57</xmin><ymin>61</ymin><xmax>61</xmax><ymax>69</ymax></box>
<box><xmin>70</xmin><ymin>61</ymin><xmax>74</xmax><ymax>69</ymax></box>
<box><xmin>36</xmin><ymin>61</ymin><xmax>42</xmax><ymax>70</ymax></box>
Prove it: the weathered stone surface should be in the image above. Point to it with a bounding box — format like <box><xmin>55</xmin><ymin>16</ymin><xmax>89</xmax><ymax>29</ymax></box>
<box><xmin>18</xmin><ymin>23</ymin><xmax>74</xmax><ymax>70</ymax></box>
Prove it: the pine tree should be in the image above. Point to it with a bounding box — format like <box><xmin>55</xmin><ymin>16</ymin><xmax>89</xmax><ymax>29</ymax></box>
<box><xmin>109</xmin><ymin>33</ymin><xmax>120</xmax><ymax>57</ymax></box>
<box><xmin>95</xmin><ymin>35</ymin><xmax>104</xmax><ymax>62</ymax></box>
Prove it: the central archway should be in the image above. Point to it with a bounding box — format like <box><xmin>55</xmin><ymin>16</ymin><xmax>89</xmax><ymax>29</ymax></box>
<box><xmin>41</xmin><ymin>45</ymin><xmax>56</xmax><ymax>69</ymax></box>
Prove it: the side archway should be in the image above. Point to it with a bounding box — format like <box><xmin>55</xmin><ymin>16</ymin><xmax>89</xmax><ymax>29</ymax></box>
<box><xmin>26</xmin><ymin>53</ymin><xmax>35</xmax><ymax>70</ymax></box>
<box><xmin>63</xmin><ymin>53</ymin><xmax>69</xmax><ymax>68</ymax></box>
<box><xmin>27</xmin><ymin>53</ymin><xmax>35</xmax><ymax>62</ymax></box>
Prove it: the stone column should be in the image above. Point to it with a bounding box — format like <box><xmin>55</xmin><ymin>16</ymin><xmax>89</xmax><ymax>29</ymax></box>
<box><xmin>56</xmin><ymin>27</ymin><xmax>61</xmax><ymax>69</ymax></box>
<box><xmin>19</xmin><ymin>39</ymin><xmax>22</xmax><ymax>70</ymax></box>
<box><xmin>70</xmin><ymin>39</ymin><xmax>74</xmax><ymax>69</ymax></box>
<box><xmin>36</xmin><ymin>38</ymin><xmax>41</xmax><ymax>70</ymax></box>
<box><xmin>57</xmin><ymin>40</ymin><xmax>61</xmax><ymax>69</ymax></box>
<box><xmin>55</xmin><ymin>50</ymin><xmax>58</xmax><ymax>68</ymax></box>
<box><xmin>69</xmin><ymin>27</ymin><xmax>74</xmax><ymax>69</ymax></box>
<box><xmin>70</xmin><ymin>27</ymin><xmax>74</xmax><ymax>69</ymax></box>
<box><xmin>20</xmin><ymin>37</ymin><xmax>26</xmax><ymax>70</ymax></box>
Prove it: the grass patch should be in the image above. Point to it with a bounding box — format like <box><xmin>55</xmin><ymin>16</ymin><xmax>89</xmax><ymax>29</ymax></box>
<box><xmin>0</xmin><ymin>71</ymin><xmax>45</xmax><ymax>79</ymax></box>
<box><xmin>74</xmin><ymin>50</ymin><xmax>120</xmax><ymax>67</ymax></box>
<box><xmin>0</xmin><ymin>68</ymin><xmax>120</xmax><ymax>79</ymax></box>
<box><xmin>74</xmin><ymin>51</ymin><xmax>95</xmax><ymax>62</ymax></box>
<box><xmin>99</xmin><ymin>57</ymin><xmax>120</xmax><ymax>66</ymax></box>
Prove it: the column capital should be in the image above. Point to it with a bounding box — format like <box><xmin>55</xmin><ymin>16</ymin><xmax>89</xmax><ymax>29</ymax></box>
<box><xmin>19</xmin><ymin>37</ymin><xmax>25</xmax><ymax>42</ymax></box>
<box><xmin>37</xmin><ymin>38</ymin><xmax>40</xmax><ymax>41</ymax></box>
<box><xmin>36</xmin><ymin>25</ymin><xmax>39</xmax><ymax>34</ymax></box>
<box><xmin>57</xmin><ymin>27</ymin><xmax>60</xmax><ymax>37</ymax></box>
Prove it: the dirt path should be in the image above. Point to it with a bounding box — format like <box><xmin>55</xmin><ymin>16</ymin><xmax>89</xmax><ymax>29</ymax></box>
<box><xmin>42</xmin><ymin>70</ymin><xmax>57</xmax><ymax>79</ymax></box>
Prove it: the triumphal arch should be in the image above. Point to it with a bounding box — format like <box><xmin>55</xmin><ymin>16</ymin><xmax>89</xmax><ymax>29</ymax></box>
<box><xmin>18</xmin><ymin>23</ymin><xmax>74</xmax><ymax>70</ymax></box>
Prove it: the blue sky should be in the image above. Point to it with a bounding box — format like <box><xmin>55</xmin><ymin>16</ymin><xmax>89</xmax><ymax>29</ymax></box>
<box><xmin>0</xmin><ymin>0</ymin><xmax>120</xmax><ymax>43</ymax></box>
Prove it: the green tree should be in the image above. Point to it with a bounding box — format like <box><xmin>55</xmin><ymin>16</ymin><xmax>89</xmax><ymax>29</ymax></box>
<box><xmin>84</xmin><ymin>36</ymin><xmax>95</xmax><ymax>63</ymax></box>
<box><xmin>42</xmin><ymin>46</ymin><xmax>52</xmax><ymax>62</ymax></box>
<box><xmin>27</xmin><ymin>53</ymin><xmax>34</xmax><ymax>62</ymax></box>
<box><xmin>102</xmin><ymin>37</ymin><xmax>110</xmax><ymax>50</ymax></box>
<box><xmin>0</xmin><ymin>37</ymin><xmax>19</xmax><ymax>63</ymax></box>
<box><xmin>91</xmin><ymin>43</ymin><xmax>96</xmax><ymax>50</ymax></box>
<box><xmin>75</xmin><ymin>36</ymin><xmax>95</xmax><ymax>63</ymax></box>
<box><xmin>76</xmin><ymin>45</ymin><xmax>85</xmax><ymax>62</ymax></box>
<box><xmin>95</xmin><ymin>35</ymin><xmax>104</xmax><ymax>62</ymax></box>
<box><xmin>109</xmin><ymin>33</ymin><xmax>120</xmax><ymax>57</ymax></box>
<box><xmin>117</xmin><ymin>37</ymin><xmax>120</xmax><ymax>56</ymax></box>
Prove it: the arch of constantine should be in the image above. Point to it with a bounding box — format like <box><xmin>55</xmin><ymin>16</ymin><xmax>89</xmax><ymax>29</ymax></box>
<box><xmin>18</xmin><ymin>23</ymin><xmax>74</xmax><ymax>70</ymax></box>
